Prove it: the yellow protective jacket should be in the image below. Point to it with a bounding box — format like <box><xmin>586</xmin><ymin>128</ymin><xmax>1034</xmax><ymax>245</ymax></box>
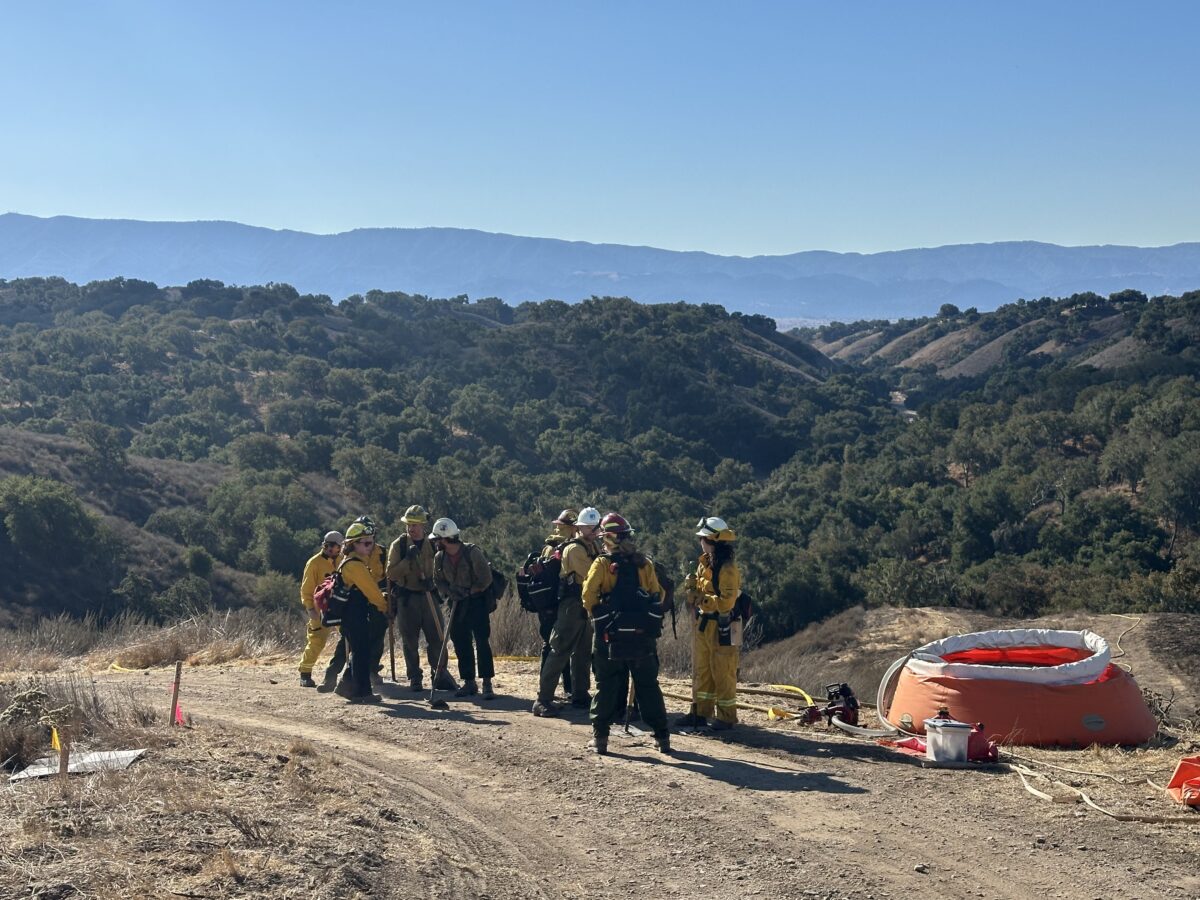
<box><xmin>582</xmin><ymin>548</ymin><xmax>663</xmax><ymax>614</ymax></box>
<box><xmin>386</xmin><ymin>534</ymin><xmax>435</xmax><ymax>592</ymax></box>
<box><xmin>695</xmin><ymin>554</ymin><xmax>740</xmax><ymax>615</ymax></box>
<box><xmin>434</xmin><ymin>543</ymin><xmax>491</xmax><ymax>602</ymax></box>
<box><xmin>300</xmin><ymin>551</ymin><xmax>338</xmax><ymax>610</ymax></box>
<box><xmin>369</xmin><ymin>543</ymin><xmax>388</xmax><ymax>590</ymax></box>
<box><xmin>339</xmin><ymin>552</ymin><xmax>388</xmax><ymax>614</ymax></box>
<box><xmin>560</xmin><ymin>535</ymin><xmax>601</xmax><ymax>588</ymax></box>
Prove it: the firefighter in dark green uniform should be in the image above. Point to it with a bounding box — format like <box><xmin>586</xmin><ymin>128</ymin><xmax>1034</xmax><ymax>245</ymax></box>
<box><xmin>386</xmin><ymin>504</ymin><xmax>457</xmax><ymax>693</ymax></box>
<box><xmin>581</xmin><ymin>513</ymin><xmax>671</xmax><ymax>756</ymax></box>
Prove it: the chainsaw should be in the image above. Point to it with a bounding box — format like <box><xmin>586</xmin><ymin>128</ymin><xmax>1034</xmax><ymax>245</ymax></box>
<box><xmin>800</xmin><ymin>682</ymin><xmax>861</xmax><ymax>727</ymax></box>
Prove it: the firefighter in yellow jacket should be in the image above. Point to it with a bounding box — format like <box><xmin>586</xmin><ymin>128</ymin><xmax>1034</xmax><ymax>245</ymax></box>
<box><xmin>678</xmin><ymin>516</ymin><xmax>742</xmax><ymax>730</ymax></box>
<box><xmin>351</xmin><ymin>515</ymin><xmax>388</xmax><ymax>688</ymax></box>
<box><xmin>335</xmin><ymin>520</ymin><xmax>390</xmax><ymax>703</ymax></box>
<box><xmin>298</xmin><ymin>531</ymin><xmax>345</xmax><ymax>688</ymax></box>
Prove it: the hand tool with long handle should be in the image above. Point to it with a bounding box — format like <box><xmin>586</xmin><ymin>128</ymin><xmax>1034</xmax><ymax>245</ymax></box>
<box><xmin>428</xmin><ymin>596</ymin><xmax>458</xmax><ymax>710</ymax></box>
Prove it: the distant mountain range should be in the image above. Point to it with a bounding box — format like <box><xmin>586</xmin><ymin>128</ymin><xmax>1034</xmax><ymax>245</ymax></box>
<box><xmin>2</xmin><ymin>212</ymin><xmax>1198</xmax><ymax>322</ymax></box>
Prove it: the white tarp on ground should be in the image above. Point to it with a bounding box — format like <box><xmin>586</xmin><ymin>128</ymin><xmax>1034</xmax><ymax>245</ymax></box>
<box><xmin>9</xmin><ymin>749</ymin><xmax>146</xmax><ymax>782</ymax></box>
<box><xmin>906</xmin><ymin>629</ymin><xmax>1110</xmax><ymax>685</ymax></box>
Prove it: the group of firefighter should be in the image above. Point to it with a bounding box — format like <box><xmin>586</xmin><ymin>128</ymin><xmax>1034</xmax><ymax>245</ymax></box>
<box><xmin>299</xmin><ymin>504</ymin><xmax>743</xmax><ymax>755</ymax></box>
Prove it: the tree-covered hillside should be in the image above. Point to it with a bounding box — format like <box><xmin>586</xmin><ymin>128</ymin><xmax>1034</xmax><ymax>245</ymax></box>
<box><xmin>0</xmin><ymin>277</ymin><xmax>1197</xmax><ymax>633</ymax></box>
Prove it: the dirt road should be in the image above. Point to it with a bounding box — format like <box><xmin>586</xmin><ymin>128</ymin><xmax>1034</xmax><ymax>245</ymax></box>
<box><xmin>111</xmin><ymin>660</ymin><xmax>1199</xmax><ymax>900</ymax></box>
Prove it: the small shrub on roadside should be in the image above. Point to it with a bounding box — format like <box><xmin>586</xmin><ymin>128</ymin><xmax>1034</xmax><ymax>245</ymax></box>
<box><xmin>154</xmin><ymin>575</ymin><xmax>213</xmax><ymax>620</ymax></box>
<box><xmin>488</xmin><ymin>593</ymin><xmax>541</xmax><ymax>657</ymax></box>
<box><xmin>0</xmin><ymin>675</ymin><xmax>156</xmax><ymax>772</ymax></box>
<box><xmin>252</xmin><ymin>572</ymin><xmax>296</xmax><ymax>611</ymax></box>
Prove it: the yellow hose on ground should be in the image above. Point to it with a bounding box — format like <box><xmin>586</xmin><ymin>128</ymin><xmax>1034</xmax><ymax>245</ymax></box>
<box><xmin>661</xmin><ymin>689</ymin><xmax>791</xmax><ymax>718</ymax></box>
<box><xmin>762</xmin><ymin>684</ymin><xmax>818</xmax><ymax>706</ymax></box>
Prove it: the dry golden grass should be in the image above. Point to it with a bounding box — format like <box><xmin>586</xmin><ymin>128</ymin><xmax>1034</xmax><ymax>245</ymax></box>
<box><xmin>737</xmin><ymin>606</ymin><xmax>889</xmax><ymax>693</ymax></box>
<box><xmin>0</xmin><ymin>613</ymin><xmax>140</xmax><ymax>673</ymax></box>
<box><xmin>0</xmin><ymin>609</ymin><xmax>302</xmax><ymax>676</ymax></box>
<box><xmin>0</xmin><ymin>725</ymin><xmax>412</xmax><ymax>899</ymax></box>
<box><xmin>287</xmin><ymin>737</ymin><xmax>316</xmax><ymax>757</ymax></box>
<box><xmin>488</xmin><ymin>594</ymin><xmax>543</xmax><ymax>657</ymax></box>
<box><xmin>656</xmin><ymin>619</ymin><xmax>693</xmax><ymax>676</ymax></box>
<box><xmin>106</xmin><ymin>609</ymin><xmax>298</xmax><ymax>670</ymax></box>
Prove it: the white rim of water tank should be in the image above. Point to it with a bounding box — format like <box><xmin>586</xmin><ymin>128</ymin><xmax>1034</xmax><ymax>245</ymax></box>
<box><xmin>905</xmin><ymin>629</ymin><xmax>1110</xmax><ymax>685</ymax></box>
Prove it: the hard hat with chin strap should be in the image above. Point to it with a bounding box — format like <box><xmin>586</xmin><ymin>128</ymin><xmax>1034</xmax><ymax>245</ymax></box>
<box><xmin>600</xmin><ymin>512</ymin><xmax>633</xmax><ymax>538</ymax></box>
<box><xmin>696</xmin><ymin>516</ymin><xmax>736</xmax><ymax>542</ymax></box>
<box><xmin>431</xmin><ymin>517</ymin><xmax>460</xmax><ymax>539</ymax></box>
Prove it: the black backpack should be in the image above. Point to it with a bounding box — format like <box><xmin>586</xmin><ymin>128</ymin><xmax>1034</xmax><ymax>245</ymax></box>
<box><xmin>314</xmin><ymin>557</ymin><xmax>362</xmax><ymax>627</ymax></box>
<box><xmin>484</xmin><ymin>560</ymin><xmax>508</xmax><ymax>614</ymax></box>
<box><xmin>595</xmin><ymin>554</ymin><xmax>663</xmax><ymax>660</ymax></box>
<box><xmin>516</xmin><ymin>550</ymin><xmax>563</xmax><ymax>614</ymax></box>
<box><xmin>515</xmin><ymin>539</ymin><xmax>584</xmax><ymax>614</ymax></box>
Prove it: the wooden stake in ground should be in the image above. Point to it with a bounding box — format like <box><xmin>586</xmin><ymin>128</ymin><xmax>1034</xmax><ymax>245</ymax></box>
<box><xmin>57</xmin><ymin>727</ymin><xmax>70</xmax><ymax>778</ymax></box>
<box><xmin>170</xmin><ymin>661</ymin><xmax>183</xmax><ymax>726</ymax></box>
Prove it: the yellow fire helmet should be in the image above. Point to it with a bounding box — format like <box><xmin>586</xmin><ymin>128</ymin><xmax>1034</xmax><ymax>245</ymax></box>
<box><xmin>401</xmin><ymin>504</ymin><xmax>429</xmax><ymax>524</ymax></box>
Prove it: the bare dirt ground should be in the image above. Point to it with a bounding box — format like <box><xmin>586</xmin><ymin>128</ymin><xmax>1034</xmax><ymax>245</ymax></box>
<box><xmin>5</xmin><ymin>654</ymin><xmax>1197</xmax><ymax>900</ymax></box>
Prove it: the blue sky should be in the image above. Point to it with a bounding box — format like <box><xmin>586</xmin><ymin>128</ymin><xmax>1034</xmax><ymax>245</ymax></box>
<box><xmin>2</xmin><ymin>1</ymin><xmax>1197</xmax><ymax>255</ymax></box>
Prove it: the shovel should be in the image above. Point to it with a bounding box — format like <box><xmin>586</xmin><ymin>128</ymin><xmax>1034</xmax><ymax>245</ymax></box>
<box><xmin>623</xmin><ymin>677</ymin><xmax>646</xmax><ymax>736</ymax></box>
<box><xmin>428</xmin><ymin>595</ymin><xmax>457</xmax><ymax>711</ymax></box>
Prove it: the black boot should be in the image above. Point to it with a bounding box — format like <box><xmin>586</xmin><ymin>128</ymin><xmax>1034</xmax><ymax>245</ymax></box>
<box><xmin>317</xmin><ymin>667</ymin><xmax>340</xmax><ymax>693</ymax></box>
<box><xmin>300</xmin><ymin>672</ymin><xmax>316</xmax><ymax>688</ymax></box>
<box><xmin>654</xmin><ymin>733</ymin><xmax>673</xmax><ymax>755</ymax></box>
<box><xmin>588</xmin><ymin>734</ymin><xmax>608</xmax><ymax>755</ymax></box>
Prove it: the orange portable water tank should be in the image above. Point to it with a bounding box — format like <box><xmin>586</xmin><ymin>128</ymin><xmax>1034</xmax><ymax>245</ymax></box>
<box><xmin>886</xmin><ymin>629</ymin><xmax>1157</xmax><ymax>747</ymax></box>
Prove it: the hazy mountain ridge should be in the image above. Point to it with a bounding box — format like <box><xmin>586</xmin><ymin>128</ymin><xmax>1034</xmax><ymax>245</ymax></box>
<box><xmin>3</xmin><ymin>213</ymin><xmax>1199</xmax><ymax>321</ymax></box>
